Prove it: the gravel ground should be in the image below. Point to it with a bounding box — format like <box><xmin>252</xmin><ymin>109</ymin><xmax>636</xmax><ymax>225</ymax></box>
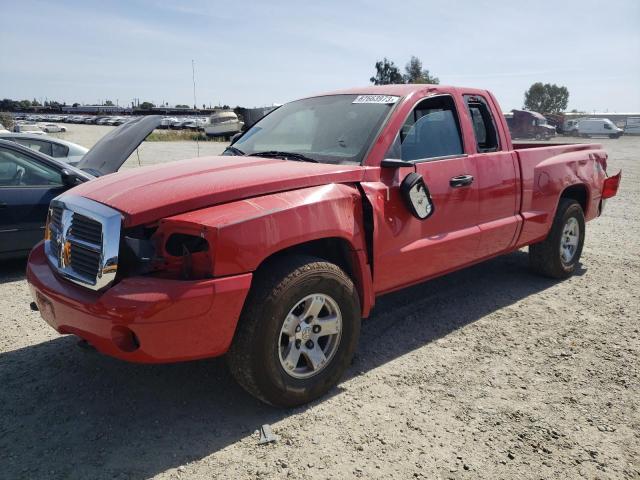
<box><xmin>0</xmin><ymin>132</ymin><xmax>638</xmax><ymax>479</ymax></box>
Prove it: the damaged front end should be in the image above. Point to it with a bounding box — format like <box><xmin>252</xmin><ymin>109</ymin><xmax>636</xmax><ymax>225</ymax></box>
<box><xmin>118</xmin><ymin>220</ymin><xmax>214</xmax><ymax>281</ymax></box>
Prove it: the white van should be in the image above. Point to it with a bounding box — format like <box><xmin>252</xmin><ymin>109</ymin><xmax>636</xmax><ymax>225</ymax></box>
<box><xmin>575</xmin><ymin>118</ymin><xmax>623</xmax><ymax>138</ymax></box>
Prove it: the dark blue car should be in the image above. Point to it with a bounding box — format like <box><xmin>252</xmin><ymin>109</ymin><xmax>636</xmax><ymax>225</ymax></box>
<box><xmin>0</xmin><ymin>116</ymin><xmax>161</xmax><ymax>259</ymax></box>
<box><xmin>0</xmin><ymin>140</ymin><xmax>92</xmax><ymax>259</ymax></box>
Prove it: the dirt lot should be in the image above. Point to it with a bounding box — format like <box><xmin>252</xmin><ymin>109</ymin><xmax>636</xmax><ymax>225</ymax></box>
<box><xmin>0</xmin><ymin>133</ymin><xmax>638</xmax><ymax>479</ymax></box>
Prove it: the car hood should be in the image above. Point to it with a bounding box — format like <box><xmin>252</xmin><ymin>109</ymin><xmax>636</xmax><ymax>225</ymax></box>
<box><xmin>69</xmin><ymin>156</ymin><xmax>366</xmax><ymax>227</ymax></box>
<box><xmin>76</xmin><ymin>115</ymin><xmax>161</xmax><ymax>176</ymax></box>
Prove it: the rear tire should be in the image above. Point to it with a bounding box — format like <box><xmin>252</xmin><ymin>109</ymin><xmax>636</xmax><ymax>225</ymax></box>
<box><xmin>529</xmin><ymin>199</ymin><xmax>585</xmax><ymax>279</ymax></box>
<box><xmin>226</xmin><ymin>255</ymin><xmax>361</xmax><ymax>407</ymax></box>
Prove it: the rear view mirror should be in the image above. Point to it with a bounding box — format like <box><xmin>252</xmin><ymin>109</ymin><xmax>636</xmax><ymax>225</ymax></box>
<box><xmin>400</xmin><ymin>172</ymin><xmax>434</xmax><ymax>220</ymax></box>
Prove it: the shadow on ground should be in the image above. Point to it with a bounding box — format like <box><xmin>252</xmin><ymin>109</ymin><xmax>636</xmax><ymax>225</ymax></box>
<box><xmin>0</xmin><ymin>251</ymin><xmax>574</xmax><ymax>479</ymax></box>
<box><xmin>0</xmin><ymin>258</ymin><xmax>27</xmax><ymax>283</ymax></box>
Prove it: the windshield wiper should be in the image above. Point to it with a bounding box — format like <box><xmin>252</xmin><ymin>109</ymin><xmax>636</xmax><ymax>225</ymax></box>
<box><xmin>222</xmin><ymin>146</ymin><xmax>245</xmax><ymax>156</ymax></box>
<box><xmin>248</xmin><ymin>150</ymin><xmax>318</xmax><ymax>163</ymax></box>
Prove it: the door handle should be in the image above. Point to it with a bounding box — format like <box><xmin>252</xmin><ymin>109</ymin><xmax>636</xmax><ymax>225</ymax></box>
<box><xmin>450</xmin><ymin>174</ymin><xmax>474</xmax><ymax>188</ymax></box>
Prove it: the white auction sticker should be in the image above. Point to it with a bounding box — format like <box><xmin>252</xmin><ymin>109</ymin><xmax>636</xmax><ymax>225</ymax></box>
<box><xmin>352</xmin><ymin>95</ymin><xmax>399</xmax><ymax>104</ymax></box>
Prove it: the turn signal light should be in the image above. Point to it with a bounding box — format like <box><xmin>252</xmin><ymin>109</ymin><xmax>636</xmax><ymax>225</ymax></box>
<box><xmin>602</xmin><ymin>171</ymin><xmax>621</xmax><ymax>199</ymax></box>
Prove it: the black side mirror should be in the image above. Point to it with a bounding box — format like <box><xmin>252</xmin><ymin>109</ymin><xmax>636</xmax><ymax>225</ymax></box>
<box><xmin>400</xmin><ymin>172</ymin><xmax>434</xmax><ymax>220</ymax></box>
<box><xmin>230</xmin><ymin>132</ymin><xmax>243</xmax><ymax>145</ymax></box>
<box><xmin>60</xmin><ymin>168</ymin><xmax>82</xmax><ymax>187</ymax></box>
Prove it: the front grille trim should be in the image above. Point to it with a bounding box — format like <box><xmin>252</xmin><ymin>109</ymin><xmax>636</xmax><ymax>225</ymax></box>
<box><xmin>45</xmin><ymin>195</ymin><xmax>122</xmax><ymax>291</ymax></box>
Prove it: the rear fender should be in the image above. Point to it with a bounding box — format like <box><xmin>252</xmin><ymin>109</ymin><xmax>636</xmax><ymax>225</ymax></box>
<box><xmin>517</xmin><ymin>148</ymin><xmax>606</xmax><ymax>247</ymax></box>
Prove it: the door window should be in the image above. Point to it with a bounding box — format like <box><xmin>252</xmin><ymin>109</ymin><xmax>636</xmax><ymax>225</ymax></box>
<box><xmin>464</xmin><ymin>95</ymin><xmax>499</xmax><ymax>152</ymax></box>
<box><xmin>0</xmin><ymin>147</ymin><xmax>62</xmax><ymax>187</ymax></box>
<box><xmin>391</xmin><ymin>95</ymin><xmax>464</xmax><ymax>161</ymax></box>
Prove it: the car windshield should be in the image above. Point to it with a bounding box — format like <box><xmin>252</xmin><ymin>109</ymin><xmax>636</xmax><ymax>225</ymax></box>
<box><xmin>230</xmin><ymin>94</ymin><xmax>397</xmax><ymax>165</ymax></box>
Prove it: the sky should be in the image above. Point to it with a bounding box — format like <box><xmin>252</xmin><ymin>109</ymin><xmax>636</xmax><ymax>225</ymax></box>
<box><xmin>1</xmin><ymin>0</ymin><xmax>639</xmax><ymax>112</ymax></box>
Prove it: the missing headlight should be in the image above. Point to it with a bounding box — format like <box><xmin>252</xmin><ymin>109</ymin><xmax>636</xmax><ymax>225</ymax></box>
<box><xmin>165</xmin><ymin>233</ymin><xmax>208</xmax><ymax>257</ymax></box>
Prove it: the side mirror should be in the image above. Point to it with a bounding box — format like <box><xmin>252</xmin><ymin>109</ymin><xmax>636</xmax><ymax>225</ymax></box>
<box><xmin>60</xmin><ymin>168</ymin><xmax>82</xmax><ymax>187</ymax></box>
<box><xmin>400</xmin><ymin>172</ymin><xmax>434</xmax><ymax>220</ymax></box>
<box><xmin>230</xmin><ymin>132</ymin><xmax>243</xmax><ymax>145</ymax></box>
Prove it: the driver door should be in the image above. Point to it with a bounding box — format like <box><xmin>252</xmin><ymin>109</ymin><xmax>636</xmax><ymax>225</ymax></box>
<box><xmin>371</xmin><ymin>94</ymin><xmax>481</xmax><ymax>293</ymax></box>
<box><xmin>0</xmin><ymin>146</ymin><xmax>65</xmax><ymax>257</ymax></box>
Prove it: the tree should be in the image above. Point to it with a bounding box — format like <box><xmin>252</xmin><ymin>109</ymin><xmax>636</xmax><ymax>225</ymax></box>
<box><xmin>523</xmin><ymin>82</ymin><xmax>569</xmax><ymax>114</ymax></box>
<box><xmin>175</xmin><ymin>104</ymin><xmax>190</xmax><ymax>108</ymax></box>
<box><xmin>0</xmin><ymin>98</ymin><xmax>18</xmax><ymax>110</ymax></box>
<box><xmin>0</xmin><ymin>112</ymin><xmax>14</xmax><ymax>130</ymax></box>
<box><xmin>104</xmin><ymin>100</ymin><xmax>114</xmax><ymax>106</ymax></box>
<box><xmin>370</xmin><ymin>58</ymin><xmax>404</xmax><ymax>85</ymax></box>
<box><xmin>139</xmin><ymin>101</ymin><xmax>155</xmax><ymax>110</ymax></box>
<box><xmin>404</xmin><ymin>56</ymin><xmax>439</xmax><ymax>84</ymax></box>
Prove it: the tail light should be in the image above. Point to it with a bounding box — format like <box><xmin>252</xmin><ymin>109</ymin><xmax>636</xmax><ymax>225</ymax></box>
<box><xmin>602</xmin><ymin>171</ymin><xmax>621</xmax><ymax>199</ymax></box>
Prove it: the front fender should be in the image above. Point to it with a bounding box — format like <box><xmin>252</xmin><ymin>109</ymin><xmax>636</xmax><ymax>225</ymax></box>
<box><xmin>162</xmin><ymin>183</ymin><xmax>368</xmax><ymax>277</ymax></box>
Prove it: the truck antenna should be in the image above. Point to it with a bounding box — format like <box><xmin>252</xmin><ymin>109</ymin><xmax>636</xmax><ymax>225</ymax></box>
<box><xmin>192</xmin><ymin>59</ymin><xmax>200</xmax><ymax>157</ymax></box>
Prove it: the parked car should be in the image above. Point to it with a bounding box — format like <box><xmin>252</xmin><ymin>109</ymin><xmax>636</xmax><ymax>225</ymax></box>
<box><xmin>0</xmin><ymin>140</ymin><xmax>91</xmax><ymax>259</ymax></box>
<box><xmin>41</xmin><ymin>123</ymin><xmax>67</xmax><ymax>133</ymax></box>
<box><xmin>182</xmin><ymin>118</ymin><xmax>209</xmax><ymax>130</ymax></box>
<box><xmin>26</xmin><ymin>86</ymin><xmax>620</xmax><ymax>407</ymax></box>
<box><xmin>159</xmin><ymin>117</ymin><xmax>179</xmax><ymax>129</ymax></box>
<box><xmin>0</xmin><ymin>123</ymin><xmax>9</xmax><ymax>134</ymax></box>
<box><xmin>0</xmin><ymin>133</ymin><xmax>88</xmax><ymax>165</ymax></box>
<box><xmin>505</xmin><ymin>109</ymin><xmax>556</xmax><ymax>140</ymax></box>
<box><xmin>13</xmin><ymin>124</ymin><xmax>46</xmax><ymax>135</ymax></box>
<box><xmin>573</xmin><ymin>118</ymin><xmax>623</xmax><ymax>138</ymax></box>
<box><xmin>0</xmin><ymin>117</ymin><xmax>160</xmax><ymax>259</ymax></box>
<box><xmin>170</xmin><ymin>118</ymin><xmax>193</xmax><ymax>129</ymax></box>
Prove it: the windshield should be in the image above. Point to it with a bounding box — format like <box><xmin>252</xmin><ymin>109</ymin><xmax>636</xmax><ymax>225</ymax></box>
<box><xmin>536</xmin><ymin>118</ymin><xmax>547</xmax><ymax>126</ymax></box>
<box><xmin>230</xmin><ymin>94</ymin><xmax>396</xmax><ymax>165</ymax></box>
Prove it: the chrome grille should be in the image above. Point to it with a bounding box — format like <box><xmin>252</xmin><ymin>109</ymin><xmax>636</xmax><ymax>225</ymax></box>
<box><xmin>50</xmin><ymin>206</ymin><xmax>63</xmax><ymax>230</ymax></box>
<box><xmin>45</xmin><ymin>195</ymin><xmax>121</xmax><ymax>290</ymax></box>
<box><xmin>69</xmin><ymin>243</ymin><xmax>102</xmax><ymax>280</ymax></box>
<box><xmin>71</xmin><ymin>213</ymin><xmax>103</xmax><ymax>244</ymax></box>
<box><xmin>49</xmin><ymin>206</ymin><xmax>64</xmax><ymax>261</ymax></box>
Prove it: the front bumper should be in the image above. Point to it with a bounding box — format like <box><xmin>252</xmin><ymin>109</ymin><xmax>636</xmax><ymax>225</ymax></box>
<box><xmin>27</xmin><ymin>242</ymin><xmax>252</xmax><ymax>363</ymax></box>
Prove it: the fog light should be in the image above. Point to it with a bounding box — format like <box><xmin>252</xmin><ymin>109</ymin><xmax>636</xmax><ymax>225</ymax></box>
<box><xmin>111</xmin><ymin>326</ymin><xmax>140</xmax><ymax>352</ymax></box>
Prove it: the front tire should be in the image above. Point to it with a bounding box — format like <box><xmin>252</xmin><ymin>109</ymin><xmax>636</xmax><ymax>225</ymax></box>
<box><xmin>226</xmin><ymin>255</ymin><xmax>361</xmax><ymax>407</ymax></box>
<box><xmin>529</xmin><ymin>199</ymin><xmax>585</xmax><ymax>279</ymax></box>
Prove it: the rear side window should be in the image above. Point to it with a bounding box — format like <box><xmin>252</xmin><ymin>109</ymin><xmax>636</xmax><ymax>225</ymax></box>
<box><xmin>393</xmin><ymin>95</ymin><xmax>464</xmax><ymax>161</ymax></box>
<box><xmin>51</xmin><ymin>143</ymin><xmax>69</xmax><ymax>158</ymax></box>
<box><xmin>14</xmin><ymin>138</ymin><xmax>53</xmax><ymax>156</ymax></box>
<box><xmin>464</xmin><ymin>95</ymin><xmax>499</xmax><ymax>152</ymax></box>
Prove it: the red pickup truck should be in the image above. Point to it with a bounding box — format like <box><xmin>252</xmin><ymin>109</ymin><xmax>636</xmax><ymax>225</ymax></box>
<box><xmin>27</xmin><ymin>85</ymin><xmax>621</xmax><ymax>406</ymax></box>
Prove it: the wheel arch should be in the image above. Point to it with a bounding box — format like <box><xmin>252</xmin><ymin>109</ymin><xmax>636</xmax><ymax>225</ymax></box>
<box><xmin>252</xmin><ymin>236</ymin><xmax>374</xmax><ymax>318</ymax></box>
<box><xmin>559</xmin><ymin>183</ymin><xmax>589</xmax><ymax>217</ymax></box>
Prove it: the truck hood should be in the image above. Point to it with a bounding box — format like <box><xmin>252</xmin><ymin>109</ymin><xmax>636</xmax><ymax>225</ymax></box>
<box><xmin>69</xmin><ymin>156</ymin><xmax>366</xmax><ymax>227</ymax></box>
